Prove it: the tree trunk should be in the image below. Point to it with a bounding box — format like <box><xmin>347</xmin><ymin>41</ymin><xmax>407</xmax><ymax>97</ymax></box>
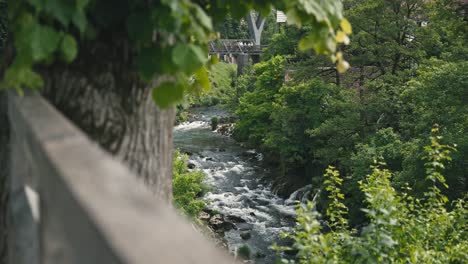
<box><xmin>41</xmin><ymin>31</ymin><xmax>175</xmax><ymax>203</ymax></box>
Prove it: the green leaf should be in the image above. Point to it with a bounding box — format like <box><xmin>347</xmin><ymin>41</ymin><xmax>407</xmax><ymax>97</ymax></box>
<box><xmin>44</xmin><ymin>0</ymin><xmax>74</xmax><ymax>27</ymax></box>
<box><xmin>76</xmin><ymin>0</ymin><xmax>90</xmax><ymax>10</ymax></box>
<box><xmin>190</xmin><ymin>67</ymin><xmax>210</xmax><ymax>94</ymax></box>
<box><xmin>298</xmin><ymin>26</ymin><xmax>333</xmax><ymax>54</ymax></box>
<box><xmin>336</xmin><ymin>30</ymin><xmax>350</xmax><ymax>45</ymax></box>
<box><xmin>60</xmin><ymin>35</ymin><xmax>78</xmax><ymax>63</ymax></box>
<box><xmin>300</xmin><ymin>0</ymin><xmax>328</xmax><ymax>23</ymax></box>
<box><xmin>14</xmin><ymin>13</ymin><xmax>36</xmax><ymax>63</ymax></box>
<box><xmin>27</xmin><ymin>0</ymin><xmax>43</xmax><ymax>10</ymax></box>
<box><xmin>340</xmin><ymin>18</ymin><xmax>352</xmax><ymax>34</ymax></box>
<box><xmin>207</xmin><ymin>55</ymin><xmax>219</xmax><ymax>68</ymax></box>
<box><xmin>194</xmin><ymin>5</ymin><xmax>212</xmax><ymax>30</ymax></box>
<box><xmin>72</xmin><ymin>10</ymin><xmax>87</xmax><ymax>33</ymax></box>
<box><xmin>152</xmin><ymin>81</ymin><xmax>185</xmax><ymax>108</ymax></box>
<box><xmin>3</xmin><ymin>65</ymin><xmax>44</xmax><ymax>91</ymax></box>
<box><xmin>30</xmin><ymin>25</ymin><xmax>61</xmax><ymax>61</ymax></box>
<box><xmin>172</xmin><ymin>43</ymin><xmax>207</xmax><ymax>74</ymax></box>
<box><xmin>153</xmin><ymin>6</ymin><xmax>177</xmax><ymax>31</ymax></box>
<box><xmin>127</xmin><ymin>11</ymin><xmax>153</xmax><ymax>43</ymax></box>
<box><xmin>136</xmin><ymin>46</ymin><xmax>177</xmax><ymax>81</ymax></box>
<box><xmin>137</xmin><ymin>48</ymin><xmax>159</xmax><ymax>81</ymax></box>
<box><xmin>337</xmin><ymin>59</ymin><xmax>349</xmax><ymax>73</ymax></box>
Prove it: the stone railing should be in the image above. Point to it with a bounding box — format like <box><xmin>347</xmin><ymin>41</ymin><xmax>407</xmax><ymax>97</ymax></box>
<box><xmin>7</xmin><ymin>92</ymin><xmax>233</xmax><ymax>264</ymax></box>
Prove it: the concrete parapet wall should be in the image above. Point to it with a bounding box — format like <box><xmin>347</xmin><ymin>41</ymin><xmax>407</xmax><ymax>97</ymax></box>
<box><xmin>7</xmin><ymin>93</ymin><xmax>233</xmax><ymax>264</ymax></box>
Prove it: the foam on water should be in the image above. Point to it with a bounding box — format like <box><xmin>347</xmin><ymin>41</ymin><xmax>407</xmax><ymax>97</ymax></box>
<box><xmin>174</xmin><ymin>120</ymin><xmax>208</xmax><ymax>131</ymax></box>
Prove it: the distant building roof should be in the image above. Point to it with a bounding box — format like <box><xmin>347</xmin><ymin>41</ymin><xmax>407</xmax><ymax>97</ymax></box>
<box><xmin>276</xmin><ymin>11</ymin><xmax>287</xmax><ymax>23</ymax></box>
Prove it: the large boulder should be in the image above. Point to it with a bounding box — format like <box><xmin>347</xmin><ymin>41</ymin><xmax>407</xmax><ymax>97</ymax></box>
<box><xmin>209</xmin><ymin>214</ymin><xmax>234</xmax><ymax>231</ymax></box>
<box><xmin>235</xmin><ymin>223</ymin><xmax>253</xmax><ymax>231</ymax></box>
<box><xmin>198</xmin><ymin>211</ymin><xmax>211</xmax><ymax>221</ymax></box>
<box><xmin>225</xmin><ymin>215</ymin><xmax>246</xmax><ymax>223</ymax></box>
<box><xmin>240</xmin><ymin>232</ymin><xmax>251</xmax><ymax>240</ymax></box>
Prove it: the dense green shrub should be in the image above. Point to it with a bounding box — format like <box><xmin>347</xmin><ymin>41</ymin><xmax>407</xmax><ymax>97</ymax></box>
<box><xmin>274</xmin><ymin>131</ymin><xmax>467</xmax><ymax>263</ymax></box>
<box><xmin>173</xmin><ymin>150</ymin><xmax>208</xmax><ymax>218</ymax></box>
<box><xmin>237</xmin><ymin>244</ymin><xmax>251</xmax><ymax>260</ymax></box>
<box><xmin>234</xmin><ymin>60</ymin><xmax>359</xmax><ymax>179</ymax></box>
<box><xmin>233</xmin><ymin>55</ymin><xmax>286</xmax><ymax>146</ymax></box>
<box><xmin>210</xmin><ymin>117</ymin><xmax>219</xmax><ymax>131</ymax></box>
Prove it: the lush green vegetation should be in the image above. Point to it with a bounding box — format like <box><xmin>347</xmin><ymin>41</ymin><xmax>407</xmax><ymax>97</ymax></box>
<box><xmin>173</xmin><ymin>1</ymin><xmax>468</xmax><ymax>260</ymax></box>
<box><xmin>1</xmin><ymin>0</ymin><xmax>466</xmax><ymax>262</ymax></box>
<box><xmin>172</xmin><ymin>150</ymin><xmax>207</xmax><ymax>218</ymax></box>
<box><xmin>273</xmin><ymin>131</ymin><xmax>467</xmax><ymax>263</ymax></box>
<box><xmin>188</xmin><ymin>62</ymin><xmax>236</xmax><ymax>107</ymax></box>
<box><xmin>232</xmin><ymin>0</ymin><xmax>467</xmax><ymax>227</ymax></box>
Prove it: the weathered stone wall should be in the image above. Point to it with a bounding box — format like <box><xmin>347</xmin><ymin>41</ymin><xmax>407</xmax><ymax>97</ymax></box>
<box><xmin>0</xmin><ymin>92</ymin><xmax>9</xmax><ymax>264</ymax></box>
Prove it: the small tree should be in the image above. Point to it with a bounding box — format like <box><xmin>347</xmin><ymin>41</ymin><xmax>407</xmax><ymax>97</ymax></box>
<box><xmin>210</xmin><ymin>117</ymin><xmax>219</xmax><ymax>131</ymax></box>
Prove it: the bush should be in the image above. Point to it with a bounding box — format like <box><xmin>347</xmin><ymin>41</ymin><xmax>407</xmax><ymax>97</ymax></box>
<box><xmin>173</xmin><ymin>150</ymin><xmax>208</xmax><ymax>218</ymax></box>
<box><xmin>273</xmin><ymin>130</ymin><xmax>467</xmax><ymax>263</ymax></box>
<box><xmin>237</xmin><ymin>244</ymin><xmax>251</xmax><ymax>260</ymax></box>
<box><xmin>210</xmin><ymin>117</ymin><xmax>219</xmax><ymax>131</ymax></box>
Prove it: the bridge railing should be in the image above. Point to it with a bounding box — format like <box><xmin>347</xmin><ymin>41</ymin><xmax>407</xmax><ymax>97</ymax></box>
<box><xmin>209</xmin><ymin>39</ymin><xmax>265</xmax><ymax>55</ymax></box>
<box><xmin>7</xmin><ymin>92</ymin><xmax>234</xmax><ymax>264</ymax></box>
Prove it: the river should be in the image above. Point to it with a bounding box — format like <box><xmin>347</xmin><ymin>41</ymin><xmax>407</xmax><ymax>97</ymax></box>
<box><xmin>174</xmin><ymin>106</ymin><xmax>310</xmax><ymax>263</ymax></box>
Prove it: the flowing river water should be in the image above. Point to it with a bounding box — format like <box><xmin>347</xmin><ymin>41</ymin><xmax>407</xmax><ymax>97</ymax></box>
<box><xmin>174</xmin><ymin>106</ymin><xmax>312</xmax><ymax>263</ymax></box>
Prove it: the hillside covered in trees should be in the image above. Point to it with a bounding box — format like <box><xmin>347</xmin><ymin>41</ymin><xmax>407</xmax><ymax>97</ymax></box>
<box><xmin>176</xmin><ymin>0</ymin><xmax>467</xmax><ymax>262</ymax></box>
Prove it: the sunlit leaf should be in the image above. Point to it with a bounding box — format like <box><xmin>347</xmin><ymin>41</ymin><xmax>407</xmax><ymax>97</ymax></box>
<box><xmin>190</xmin><ymin>67</ymin><xmax>210</xmax><ymax>94</ymax></box>
<box><xmin>172</xmin><ymin>43</ymin><xmax>207</xmax><ymax>74</ymax></box>
<box><xmin>340</xmin><ymin>18</ymin><xmax>352</xmax><ymax>34</ymax></box>
<box><xmin>337</xmin><ymin>59</ymin><xmax>349</xmax><ymax>73</ymax></box>
<box><xmin>30</xmin><ymin>25</ymin><xmax>61</xmax><ymax>61</ymax></box>
<box><xmin>336</xmin><ymin>31</ymin><xmax>350</xmax><ymax>45</ymax></box>
<box><xmin>194</xmin><ymin>5</ymin><xmax>212</xmax><ymax>30</ymax></box>
<box><xmin>60</xmin><ymin>34</ymin><xmax>78</xmax><ymax>63</ymax></box>
<box><xmin>152</xmin><ymin>81</ymin><xmax>185</xmax><ymax>108</ymax></box>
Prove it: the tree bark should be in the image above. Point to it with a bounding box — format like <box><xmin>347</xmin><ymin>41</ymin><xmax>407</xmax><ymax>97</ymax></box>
<box><xmin>41</xmin><ymin>31</ymin><xmax>175</xmax><ymax>203</ymax></box>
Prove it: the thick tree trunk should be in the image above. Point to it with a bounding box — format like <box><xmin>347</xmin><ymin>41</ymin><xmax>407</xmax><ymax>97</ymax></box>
<box><xmin>42</xmin><ymin>32</ymin><xmax>175</xmax><ymax>203</ymax></box>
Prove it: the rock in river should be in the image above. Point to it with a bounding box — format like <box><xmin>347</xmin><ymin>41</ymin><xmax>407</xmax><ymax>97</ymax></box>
<box><xmin>198</xmin><ymin>211</ymin><xmax>211</xmax><ymax>221</ymax></box>
<box><xmin>235</xmin><ymin>222</ymin><xmax>253</xmax><ymax>231</ymax></box>
<box><xmin>225</xmin><ymin>215</ymin><xmax>246</xmax><ymax>223</ymax></box>
<box><xmin>209</xmin><ymin>214</ymin><xmax>234</xmax><ymax>231</ymax></box>
<box><xmin>240</xmin><ymin>232</ymin><xmax>251</xmax><ymax>240</ymax></box>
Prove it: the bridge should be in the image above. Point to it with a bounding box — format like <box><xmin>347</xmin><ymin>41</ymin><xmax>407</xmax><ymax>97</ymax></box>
<box><xmin>208</xmin><ymin>39</ymin><xmax>265</xmax><ymax>55</ymax></box>
<box><xmin>210</xmin><ymin>12</ymin><xmax>266</xmax><ymax>75</ymax></box>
